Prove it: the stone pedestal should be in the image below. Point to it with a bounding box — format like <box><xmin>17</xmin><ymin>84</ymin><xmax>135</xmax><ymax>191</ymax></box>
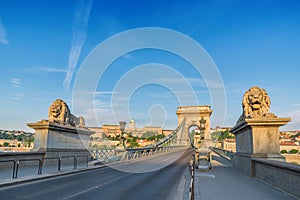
<box><xmin>27</xmin><ymin>121</ymin><xmax>94</xmax><ymax>159</ymax></box>
<box><xmin>194</xmin><ymin>135</ymin><xmax>214</xmax><ymax>149</ymax></box>
<box><xmin>231</xmin><ymin>117</ymin><xmax>290</xmax><ymax>176</ymax></box>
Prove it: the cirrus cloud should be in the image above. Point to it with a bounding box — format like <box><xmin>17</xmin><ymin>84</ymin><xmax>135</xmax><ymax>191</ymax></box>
<box><xmin>0</xmin><ymin>17</ymin><xmax>9</xmax><ymax>44</ymax></box>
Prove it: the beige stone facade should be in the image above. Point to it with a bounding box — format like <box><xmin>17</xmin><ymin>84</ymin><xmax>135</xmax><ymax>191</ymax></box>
<box><xmin>27</xmin><ymin>99</ymin><xmax>94</xmax><ymax>159</ymax></box>
<box><xmin>89</xmin><ymin>119</ymin><xmax>167</xmax><ymax>139</ymax></box>
<box><xmin>176</xmin><ymin>105</ymin><xmax>212</xmax><ymax>147</ymax></box>
<box><xmin>231</xmin><ymin>86</ymin><xmax>291</xmax><ymax>176</ymax></box>
<box><xmin>221</xmin><ymin>139</ymin><xmax>236</xmax><ymax>152</ymax></box>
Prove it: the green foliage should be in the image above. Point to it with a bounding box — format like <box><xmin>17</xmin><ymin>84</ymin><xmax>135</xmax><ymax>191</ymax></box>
<box><xmin>280</xmin><ymin>149</ymin><xmax>288</xmax><ymax>154</ymax></box>
<box><xmin>218</xmin><ymin>130</ymin><xmax>235</xmax><ymax>141</ymax></box>
<box><xmin>289</xmin><ymin>149</ymin><xmax>299</xmax><ymax>154</ymax></box>
<box><xmin>126</xmin><ymin>136</ymin><xmax>138</xmax><ymax>146</ymax></box>
<box><xmin>141</xmin><ymin>132</ymin><xmax>156</xmax><ymax>139</ymax></box>
<box><xmin>91</xmin><ymin>144</ymin><xmax>99</xmax><ymax>148</ymax></box>
<box><xmin>211</xmin><ymin>131</ymin><xmax>222</xmax><ymax>140</ymax></box>
<box><xmin>3</xmin><ymin>142</ymin><xmax>9</xmax><ymax>147</ymax></box>
<box><xmin>107</xmin><ymin>134</ymin><xmax>121</xmax><ymax>141</ymax></box>
<box><xmin>128</xmin><ymin>140</ymin><xmax>139</xmax><ymax>148</ymax></box>
<box><xmin>0</xmin><ymin>131</ymin><xmax>34</xmax><ymax>145</ymax></box>
<box><xmin>25</xmin><ymin>136</ymin><xmax>34</xmax><ymax>147</ymax></box>
<box><xmin>142</xmin><ymin>133</ymin><xmax>165</xmax><ymax>141</ymax></box>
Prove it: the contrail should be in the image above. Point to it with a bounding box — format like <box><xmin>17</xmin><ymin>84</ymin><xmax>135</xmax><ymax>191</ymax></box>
<box><xmin>64</xmin><ymin>0</ymin><xmax>93</xmax><ymax>90</ymax></box>
<box><xmin>0</xmin><ymin>17</ymin><xmax>9</xmax><ymax>44</ymax></box>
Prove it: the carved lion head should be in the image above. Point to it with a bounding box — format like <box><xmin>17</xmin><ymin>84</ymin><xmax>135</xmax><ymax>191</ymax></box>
<box><xmin>243</xmin><ymin>87</ymin><xmax>270</xmax><ymax>118</ymax></box>
<box><xmin>49</xmin><ymin>101</ymin><xmax>62</xmax><ymax>117</ymax></box>
<box><xmin>48</xmin><ymin>99</ymin><xmax>69</xmax><ymax>123</ymax></box>
<box><xmin>247</xmin><ymin>87</ymin><xmax>264</xmax><ymax>110</ymax></box>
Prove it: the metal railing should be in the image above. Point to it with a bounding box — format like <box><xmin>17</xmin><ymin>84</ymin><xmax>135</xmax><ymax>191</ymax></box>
<box><xmin>90</xmin><ymin>148</ymin><xmax>116</xmax><ymax>162</ymax></box>
<box><xmin>210</xmin><ymin>147</ymin><xmax>235</xmax><ymax>162</ymax></box>
<box><xmin>152</xmin><ymin>118</ymin><xmax>186</xmax><ymax>147</ymax></box>
<box><xmin>121</xmin><ymin>146</ymin><xmax>186</xmax><ymax>161</ymax></box>
<box><xmin>42</xmin><ymin>157</ymin><xmax>61</xmax><ymax>171</ymax></box>
<box><xmin>0</xmin><ymin>160</ymin><xmax>16</xmax><ymax>179</ymax></box>
<box><xmin>76</xmin><ymin>156</ymin><xmax>89</xmax><ymax>168</ymax></box>
<box><xmin>60</xmin><ymin>156</ymin><xmax>77</xmax><ymax>169</ymax></box>
<box><xmin>15</xmin><ymin>159</ymin><xmax>42</xmax><ymax>178</ymax></box>
<box><xmin>0</xmin><ymin>155</ymin><xmax>89</xmax><ymax>180</ymax></box>
<box><xmin>189</xmin><ymin>154</ymin><xmax>195</xmax><ymax>200</ymax></box>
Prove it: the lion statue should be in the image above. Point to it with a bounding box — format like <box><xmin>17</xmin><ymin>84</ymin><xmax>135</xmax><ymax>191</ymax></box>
<box><xmin>240</xmin><ymin>87</ymin><xmax>275</xmax><ymax>120</ymax></box>
<box><xmin>48</xmin><ymin>99</ymin><xmax>85</xmax><ymax>127</ymax></box>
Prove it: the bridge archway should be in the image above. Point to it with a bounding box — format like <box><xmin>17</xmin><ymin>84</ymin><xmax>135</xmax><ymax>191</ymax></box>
<box><xmin>187</xmin><ymin>125</ymin><xmax>200</xmax><ymax>147</ymax></box>
<box><xmin>176</xmin><ymin>106</ymin><xmax>212</xmax><ymax>147</ymax></box>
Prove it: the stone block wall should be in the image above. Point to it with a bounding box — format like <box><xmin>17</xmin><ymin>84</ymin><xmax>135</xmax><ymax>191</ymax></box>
<box><xmin>252</xmin><ymin>158</ymin><xmax>300</xmax><ymax>198</ymax></box>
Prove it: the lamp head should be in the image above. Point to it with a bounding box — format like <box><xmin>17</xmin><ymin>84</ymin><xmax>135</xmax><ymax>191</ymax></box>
<box><xmin>199</xmin><ymin>117</ymin><xmax>206</xmax><ymax>130</ymax></box>
<box><xmin>119</xmin><ymin>121</ymin><xmax>126</xmax><ymax>132</ymax></box>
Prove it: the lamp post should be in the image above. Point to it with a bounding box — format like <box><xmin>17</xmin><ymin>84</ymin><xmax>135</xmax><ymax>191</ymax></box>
<box><xmin>119</xmin><ymin>121</ymin><xmax>126</xmax><ymax>149</ymax></box>
<box><xmin>199</xmin><ymin>117</ymin><xmax>206</xmax><ymax>147</ymax></box>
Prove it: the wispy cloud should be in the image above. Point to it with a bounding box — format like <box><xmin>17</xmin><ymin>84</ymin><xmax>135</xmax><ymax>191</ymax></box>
<box><xmin>11</xmin><ymin>77</ymin><xmax>20</xmax><ymax>88</ymax></box>
<box><xmin>93</xmin><ymin>91</ymin><xmax>119</xmax><ymax>95</ymax></box>
<box><xmin>63</xmin><ymin>0</ymin><xmax>93</xmax><ymax>90</ymax></box>
<box><xmin>12</xmin><ymin>92</ymin><xmax>24</xmax><ymax>100</ymax></box>
<box><xmin>24</xmin><ymin>66</ymin><xmax>69</xmax><ymax>73</ymax></box>
<box><xmin>10</xmin><ymin>78</ymin><xmax>23</xmax><ymax>100</ymax></box>
<box><xmin>0</xmin><ymin>18</ymin><xmax>9</xmax><ymax>44</ymax></box>
<box><xmin>278</xmin><ymin>108</ymin><xmax>300</xmax><ymax>131</ymax></box>
<box><xmin>0</xmin><ymin>18</ymin><xmax>8</xmax><ymax>44</ymax></box>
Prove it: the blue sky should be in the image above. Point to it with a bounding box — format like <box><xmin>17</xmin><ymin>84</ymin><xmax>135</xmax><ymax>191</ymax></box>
<box><xmin>0</xmin><ymin>0</ymin><xmax>300</xmax><ymax>132</ymax></box>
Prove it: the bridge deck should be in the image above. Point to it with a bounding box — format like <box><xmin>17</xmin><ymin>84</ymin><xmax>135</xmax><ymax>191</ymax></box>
<box><xmin>194</xmin><ymin>152</ymin><xmax>297</xmax><ymax>200</ymax></box>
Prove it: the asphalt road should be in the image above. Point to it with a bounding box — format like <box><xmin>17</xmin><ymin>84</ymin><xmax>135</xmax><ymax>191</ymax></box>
<box><xmin>0</xmin><ymin>149</ymin><xmax>193</xmax><ymax>200</ymax></box>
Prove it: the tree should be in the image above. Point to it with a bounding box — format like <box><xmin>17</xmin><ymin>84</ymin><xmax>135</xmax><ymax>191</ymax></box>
<box><xmin>3</xmin><ymin>142</ymin><xmax>9</xmax><ymax>147</ymax></box>
<box><xmin>17</xmin><ymin>135</ymin><xmax>23</xmax><ymax>141</ymax></box>
<box><xmin>218</xmin><ymin>130</ymin><xmax>235</xmax><ymax>141</ymax></box>
<box><xmin>25</xmin><ymin>137</ymin><xmax>34</xmax><ymax>147</ymax></box>
<box><xmin>141</xmin><ymin>132</ymin><xmax>156</xmax><ymax>139</ymax></box>
<box><xmin>128</xmin><ymin>141</ymin><xmax>139</xmax><ymax>148</ymax></box>
<box><xmin>289</xmin><ymin>149</ymin><xmax>299</xmax><ymax>154</ymax></box>
<box><xmin>211</xmin><ymin>131</ymin><xmax>222</xmax><ymax>140</ymax></box>
<box><xmin>280</xmin><ymin>150</ymin><xmax>288</xmax><ymax>154</ymax></box>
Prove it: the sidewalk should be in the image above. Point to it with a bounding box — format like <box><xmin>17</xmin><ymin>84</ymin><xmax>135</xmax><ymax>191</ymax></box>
<box><xmin>194</xmin><ymin>152</ymin><xmax>297</xmax><ymax>200</ymax></box>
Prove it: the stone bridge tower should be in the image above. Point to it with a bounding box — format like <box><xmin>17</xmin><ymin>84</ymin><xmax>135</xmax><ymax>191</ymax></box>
<box><xmin>176</xmin><ymin>106</ymin><xmax>212</xmax><ymax>147</ymax></box>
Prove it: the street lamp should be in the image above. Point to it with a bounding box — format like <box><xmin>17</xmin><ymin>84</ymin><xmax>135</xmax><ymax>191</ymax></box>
<box><xmin>199</xmin><ymin>117</ymin><xmax>206</xmax><ymax>146</ymax></box>
<box><xmin>119</xmin><ymin>121</ymin><xmax>127</xmax><ymax>149</ymax></box>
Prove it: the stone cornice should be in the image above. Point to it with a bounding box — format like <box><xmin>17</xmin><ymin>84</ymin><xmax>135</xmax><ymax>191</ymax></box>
<box><xmin>27</xmin><ymin>121</ymin><xmax>95</xmax><ymax>135</ymax></box>
<box><xmin>231</xmin><ymin>117</ymin><xmax>291</xmax><ymax>134</ymax></box>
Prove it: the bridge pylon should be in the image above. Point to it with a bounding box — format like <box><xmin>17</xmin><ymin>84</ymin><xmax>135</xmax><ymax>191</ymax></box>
<box><xmin>176</xmin><ymin>106</ymin><xmax>212</xmax><ymax>147</ymax></box>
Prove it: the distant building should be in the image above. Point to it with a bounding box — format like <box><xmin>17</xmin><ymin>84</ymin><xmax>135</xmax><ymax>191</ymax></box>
<box><xmin>89</xmin><ymin>118</ymin><xmax>172</xmax><ymax>140</ymax></box>
<box><xmin>0</xmin><ymin>139</ymin><xmax>33</xmax><ymax>152</ymax></box>
<box><xmin>280</xmin><ymin>142</ymin><xmax>300</xmax><ymax>152</ymax></box>
<box><xmin>143</xmin><ymin>126</ymin><xmax>162</xmax><ymax>134</ymax></box>
<box><xmin>210</xmin><ymin>126</ymin><xmax>232</xmax><ymax>134</ymax></box>
<box><xmin>88</xmin><ymin>127</ymin><xmax>105</xmax><ymax>140</ymax></box>
<box><xmin>221</xmin><ymin>139</ymin><xmax>236</xmax><ymax>152</ymax></box>
<box><xmin>162</xmin><ymin>129</ymin><xmax>173</xmax><ymax>136</ymax></box>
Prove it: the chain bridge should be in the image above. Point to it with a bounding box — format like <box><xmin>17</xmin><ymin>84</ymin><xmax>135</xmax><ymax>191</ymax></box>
<box><xmin>0</xmin><ymin>97</ymin><xmax>299</xmax><ymax>199</ymax></box>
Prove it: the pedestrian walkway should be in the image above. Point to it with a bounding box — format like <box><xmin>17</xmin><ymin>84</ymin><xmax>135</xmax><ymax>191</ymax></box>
<box><xmin>194</xmin><ymin>152</ymin><xmax>297</xmax><ymax>200</ymax></box>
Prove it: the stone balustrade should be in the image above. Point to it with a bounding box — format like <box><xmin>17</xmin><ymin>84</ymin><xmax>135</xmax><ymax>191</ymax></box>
<box><xmin>252</xmin><ymin>158</ymin><xmax>300</xmax><ymax>198</ymax></box>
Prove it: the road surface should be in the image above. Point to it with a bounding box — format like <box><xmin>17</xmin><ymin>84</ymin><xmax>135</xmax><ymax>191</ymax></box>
<box><xmin>0</xmin><ymin>149</ymin><xmax>193</xmax><ymax>200</ymax></box>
